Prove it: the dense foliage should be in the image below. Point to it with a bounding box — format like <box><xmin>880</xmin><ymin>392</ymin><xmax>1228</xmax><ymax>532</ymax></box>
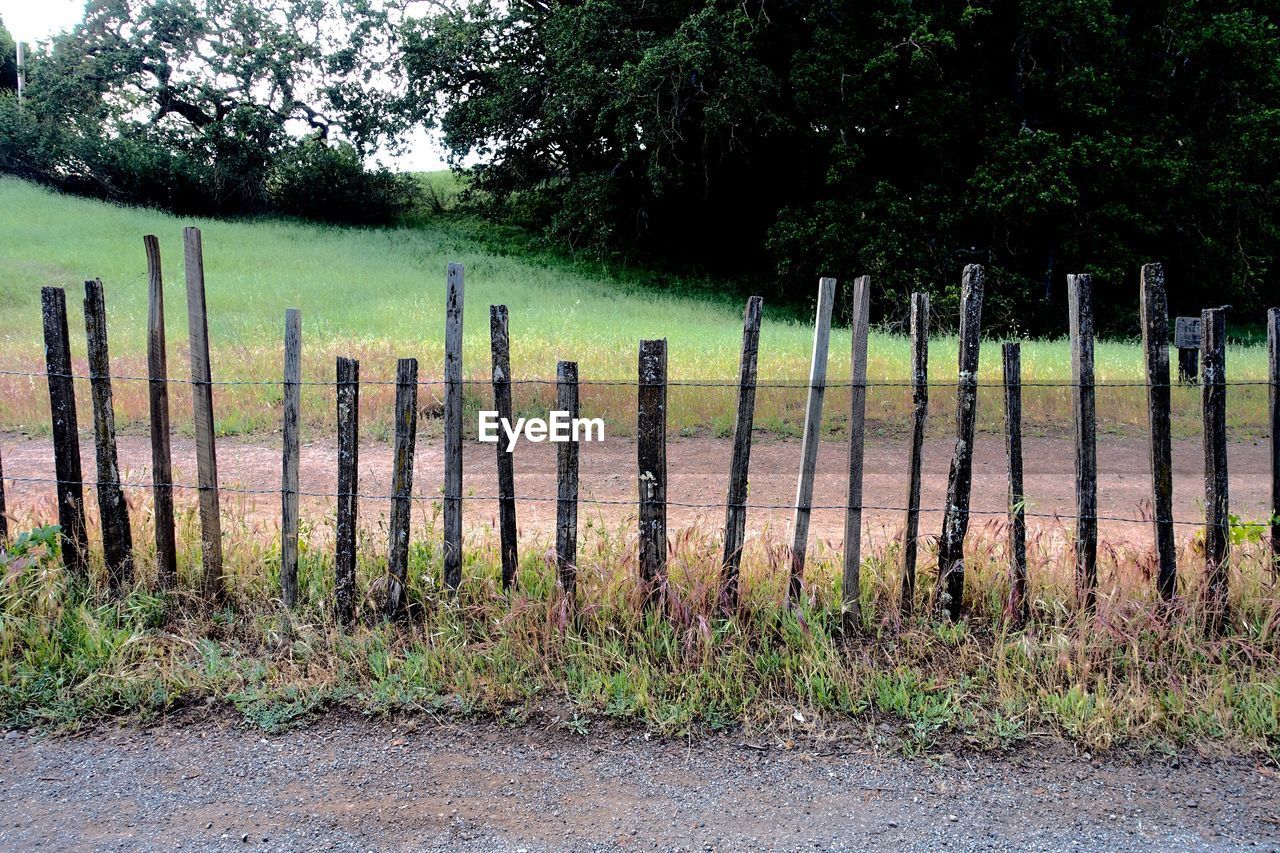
<box><xmin>0</xmin><ymin>4</ymin><xmax>415</xmax><ymax>224</ymax></box>
<box><xmin>402</xmin><ymin>0</ymin><xmax>1280</xmax><ymax>331</ymax></box>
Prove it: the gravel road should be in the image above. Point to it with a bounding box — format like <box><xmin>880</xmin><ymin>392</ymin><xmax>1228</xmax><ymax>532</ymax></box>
<box><xmin>1</xmin><ymin>715</ymin><xmax>1277</xmax><ymax>851</ymax></box>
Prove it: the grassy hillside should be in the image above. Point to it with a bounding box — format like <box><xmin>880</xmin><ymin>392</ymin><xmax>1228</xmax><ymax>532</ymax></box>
<box><xmin>0</xmin><ymin>176</ymin><xmax>1271</xmax><ymax>438</ymax></box>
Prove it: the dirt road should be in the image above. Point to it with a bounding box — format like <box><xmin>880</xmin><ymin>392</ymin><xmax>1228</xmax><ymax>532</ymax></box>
<box><xmin>3</xmin><ymin>430</ymin><xmax>1274</xmax><ymax>548</ymax></box>
<box><xmin>1</xmin><ymin>715</ymin><xmax>1276</xmax><ymax>850</ymax></box>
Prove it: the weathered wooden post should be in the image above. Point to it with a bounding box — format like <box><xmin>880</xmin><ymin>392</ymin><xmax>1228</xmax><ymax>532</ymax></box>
<box><xmin>385</xmin><ymin>357</ymin><xmax>418</xmax><ymax>619</ymax></box>
<box><xmin>41</xmin><ymin>287</ymin><xmax>88</xmax><ymax>578</ymax></box>
<box><xmin>1268</xmin><ymin>307</ymin><xmax>1279</xmax><ymax>579</ymax></box>
<box><xmin>842</xmin><ymin>276</ymin><xmax>871</xmax><ymax>631</ymax></box>
<box><xmin>720</xmin><ymin>296</ymin><xmax>763</xmax><ymax>612</ymax></box>
<box><xmin>899</xmin><ymin>292</ymin><xmax>929</xmax><ymax>617</ymax></box>
<box><xmin>490</xmin><ymin>305</ymin><xmax>518</xmax><ymax>589</ymax></box>
<box><xmin>637</xmin><ymin>339</ymin><xmax>668</xmax><ymax>609</ymax></box>
<box><xmin>556</xmin><ymin>361</ymin><xmax>580</xmax><ymax>601</ymax></box>
<box><xmin>184</xmin><ymin>227</ymin><xmax>224</xmax><ymax>599</ymax></box>
<box><xmin>335</xmin><ymin>356</ymin><xmax>360</xmax><ymax>625</ymax></box>
<box><xmin>84</xmin><ymin>279</ymin><xmax>134</xmax><ymax>592</ymax></box>
<box><xmin>936</xmin><ymin>264</ymin><xmax>985</xmax><ymax>620</ymax></box>
<box><xmin>1201</xmin><ymin>308</ymin><xmax>1230</xmax><ymax>631</ymax></box>
<box><xmin>281</xmin><ymin>308</ymin><xmax>302</xmax><ymax>607</ymax></box>
<box><xmin>788</xmin><ymin>277</ymin><xmax>836</xmax><ymax>604</ymax></box>
<box><xmin>1002</xmin><ymin>342</ymin><xmax>1028</xmax><ymax>627</ymax></box>
<box><xmin>0</xmin><ymin>445</ymin><xmax>6</xmax><ymax>542</ymax></box>
<box><xmin>144</xmin><ymin>236</ymin><xmax>177</xmax><ymax>589</ymax></box>
<box><xmin>1068</xmin><ymin>273</ymin><xmax>1098</xmax><ymax>610</ymax></box>
<box><xmin>1140</xmin><ymin>263</ymin><xmax>1177</xmax><ymax>600</ymax></box>
<box><xmin>1176</xmin><ymin>317</ymin><xmax>1201</xmax><ymax>385</ymax></box>
<box><xmin>443</xmin><ymin>263</ymin><xmax>465</xmax><ymax>592</ymax></box>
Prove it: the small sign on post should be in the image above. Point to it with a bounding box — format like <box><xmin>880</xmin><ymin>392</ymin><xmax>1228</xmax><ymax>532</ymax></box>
<box><xmin>1175</xmin><ymin>316</ymin><xmax>1201</xmax><ymax>385</ymax></box>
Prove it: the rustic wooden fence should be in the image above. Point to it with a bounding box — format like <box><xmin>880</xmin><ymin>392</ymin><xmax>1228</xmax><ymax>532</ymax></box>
<box><xmin>2</xmin><ymin>228</ymin><xmax>1279</xmax><ymax>628</ymax></box>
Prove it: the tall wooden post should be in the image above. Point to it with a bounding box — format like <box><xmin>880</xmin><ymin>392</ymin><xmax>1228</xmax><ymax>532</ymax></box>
<box><xmin>41</xmin><ymin>287</ymin><xmax>88</xmax><ymax>578</ymax></box>
<box><xmin>84</xmin><ymin>279</ymin><xmax>134</xmax><ymax>592</ymax></box>
<box><xmin>385</xmin><ymin>357</ymin><xmax>418</xmax><ymax>619</ymax></box>
<box><xmin>1068</xmin><ymin>273</ymin><xmax>1098</xmax><ymax>610</ymax></box>
<box><xmin>280</xmin><ymin>308</ymin><xmax>302</xmax><ymax>607</ymax></box>
<box><xmin>184</xmin><ymin>227</ymin><xmax>224</xmax><ymax>599</ymax></box>
<box><xmin>899</xmin><ymin>293</ymin><xmax>929</xmax><ymax>617</ymax></box>
<box><xmin>788</xmin><ymin>277</ymin><xmax>837</xmax><ymax>604</ymax></box>
<box><xmin>490</xmin><ymin>305</ymin><xmax>518</xmax><ymax>589</ymax></box>
<box><xmin>842</xmin><ymin>276</ymin><xmax>871</xmax><ymax>631</ymax></box>
<box><xmin>720</xmin><ymin>296</ymin><xmax>763</xmax><ymax>612</ymax></box>
<box><xmin>1002</xmin><ymin>342</ymin><xmax>1028</xmax><ymax>627</ymax></box>
<box><xmin>144</xmin><ymin>236</ymin><xmax>177</xmax><ymax>588</ymax></box>
<box><xmin>0</xmin><ymin>445</ymin><xmax>7</xmax><ymax>543</ymax></box>
<box><xmin>1201</xmin><ymin>308</ymin><xmax>1230</xmax><ymax>631</ymax></box>
<box><xmin>1268</xmin><ymin>307</ymin><xmax>1279</xmax><ymax>579</ymax></box>
<box><xmin>335</xmin><ymin>356</ymin><xmax>360</xmax><ymax>625</ymax></box>
<box><xmin>936</xmin><ymin>264</ymin><xmax>985</xmax><ymax>620</ymax></box>
<box><xmin>1140</xmin><ymin>263</ymin><xmax>1177</xmax><ymax>600</ymax></box>
<box><xmin>637</xmin><ymin>339</ymin><xmax>668</xmax><ymax>608</ymax></box>
<box><xmin>443</xmin><ymin>263</ymin><xmax>465</xmax><ymax>592</ymax></box>
<box><xmin>556</xmin><ymin>361</ymin><xmax>580</xmax><ymax>602</ymax></box>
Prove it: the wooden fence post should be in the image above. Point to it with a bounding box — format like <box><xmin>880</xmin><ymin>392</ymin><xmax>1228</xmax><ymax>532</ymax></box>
<box><xmin>720</xmin><ymin>296</ymin><xmax>763</xmax><ymax>612</ymax></box>
<box><xmin>556</xmin><ymin>361</ymin><xmax>580</xmax><ymax>602</ymax></box>
<box><xmin>0</xmin><ymin>445</ymin><xmax>7</xmax><ymax>542</ymax></box>
<box><xmin>1140</xmin><ymin>263</ymin><xmax>1177</xmax><ymax>600</ymax></box>
<box><xmin>638</xmin><ymin>339</ymin><xmax>668</xmax><ymax>608</ymax></box>
<box><xmin>385</xmin><ymin>357</ymin><xmax>418</xmax><ymax>619</ymax></box>
<box><xmin>788</xmin><ymin>277</ymin><xmax>837</xmax><ymax>604</ymax></box>
<box><xmin>1201</xmin><ymin>308</ymin><xmax>1230</xmax><ymax>631</ymax></box>
<box><xmin>899</xmin><ymin>292</ymin><xmax>929</xmax><ymax>617</ymax></box>
<box><xmin>1268</xmin><ymin>307</ymin><xmax>1279</xmax><ymax>579</ymax></box>
<box><xmin>490</xmin><ymin>304</ymin><xmax>518</xmax><ymax>589</ymax></box>
<box><xmin>84</xmin><ymin>279</ymin><xmax>134</xmax><ymax>592</ymax></box>
<box><xmin>281</xmin><ymin>308</ymin><xmax>301</xmax><ymax>607</ymax></box>
<box><xmin>1003</xmin><ymin>342</ymin><xmax>1028</xmax><ymax>627</ymax></box>
<box><xmin>184</xmin><ymin>227</ymin><xmax>224</xmax><ymax>599</ymax></box>
<box><xmin>936</xmin><ymin>264</ymin><xmax>985</xmax><ymax>620</ymax></box>
<box><xmin>1068</xmin><ymin>273</ymin><xmax>1098</xmax><ymax>610</ymax></box>
<box><xmin>41</xmin><ymin>287</ymin><xmax>88</xmax><ymax>578</ymax></box>
<box><xmin>842</xmin><ymin>275</ymin><xmax>871</xmax><ymax>631</ymax></box>
<box><xmin>335</xmin><ymin>356</ymin><xmax>359</xmax><ymax>625</ymax></box>
<box><xmin>144</xmin><ymin>235</ymin><xmax>177</xmax><ymax>589</ymax></box>
<box><xmin>443</xmin><ymin>263</ymin><xmax>464</xmax><ymax>592</ymax></box>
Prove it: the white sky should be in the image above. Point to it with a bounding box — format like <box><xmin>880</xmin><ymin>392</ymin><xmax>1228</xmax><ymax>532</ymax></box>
<box><xmin>0</xmin><ymin>0</ymin><xmax>451</xmax><ymax>171</ymax></box>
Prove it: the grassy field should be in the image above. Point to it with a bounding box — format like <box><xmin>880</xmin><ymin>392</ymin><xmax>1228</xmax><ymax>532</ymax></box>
<box><xmin>0</xmin><ymin>175</ymin><xmax>1273</xmax><ymax>440</ymax></box>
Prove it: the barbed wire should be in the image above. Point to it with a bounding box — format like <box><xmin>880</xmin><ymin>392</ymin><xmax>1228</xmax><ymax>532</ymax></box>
<box><xmin>0</xmin><ymin>368</ymin><xmax>1273</xmax><ymax>390</ymax></box>
<box><xmin>4</xmin><ymin>475</ymin><xmax>1271</xmax><ymax>529</ymax></box>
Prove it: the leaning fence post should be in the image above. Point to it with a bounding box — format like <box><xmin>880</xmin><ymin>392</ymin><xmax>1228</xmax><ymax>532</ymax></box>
<box><xmin>788</xmin><ymin>277</ymin><xmax>837</xmax><ymax>604</ymax></box>
<box><xmin>637</xmin><ymin>339</ymin><xmax>668</xmax><ymax>609</ymax></box>
<box><xmin>84</xmin><ymin>279</ymin><xmax>134</xmax><ymax>592</ymax></box>
<box><xmin>144</xmin><ymin>236</ymin><xmax>177</xmax><ymax>589</ymax></box>
<box><xmin>184</xmin><ymin>227</ymin><xmax>224</xmax><ymax>599</ymax></box>
<box><xmin>1201</xmin><ymin>308</ymin><xmax>1230</xmax><ymax>631</ymax></box>
<box><xmin>556</xmin><ymin>361</ymin><xmax>580</xmax><ymax>602</ymax></box>
<box><xmin>1068</xmin><ymin>273</ymin><xmax>1098</xmax><ymax>610</ymax></box>
<box><xmin>41</xmin><ymin>287</ymin><xmax>88</xmax><ymax>578</ymax></box>
<box><xmin>281</xmin><ymin>308</ymin><xmax>302</xmax><ymax>607</ymax></box>
<box><xmin>0</xmin><ymin>445</ymin><xmax>7</xmax><ymax>542</ymax></box>
<box><xmin>335</xmin><ymin>356</ymin><xmax>360</xmax><ymax>625</ymax></box>
<box><xmin>443</xmin><ymin>263</ymin><xmax>465</xmax><ymax>592</ymax></box>
<box><xmin>385</xmin><ymin>357</ymin><xmax>418</xmax><ymax>619</ymax></box>
<box><xmin>490</xmin><ymin>305</ymin><xmax>518</xmax><ymax>589</ymax></box>
<box><xmin>842</xmin><ymin>276</ymin><xmax>871</xmax><ymax>631</ymax></box>
<box><xmin>936</xmin><ymin>264</ymin><xmax>985</xmax><ymax>620</ymax></box>
<box><xmin>720</xmin><ymin>296</ymin><xmax>763</xmax><ymax>612</ymax></box>
<box><xmin>899</xmin><ymin>292</ymin><xmax>929</xmax><ymax>617</ymax></box>
<box><xmin>1140</xmin><ymin>263</ymin><xmax>1177</xmax><ymax>600</ymax></box>
<box><xmin>1003</xmin><ymin>342</ymin><xmax>1028</xmax><ymax>627</ymax></box>
<box><xmin>1268</xmin><ymin>307</ymin><xmax>1279</xmax><ymax>579</ymax></box>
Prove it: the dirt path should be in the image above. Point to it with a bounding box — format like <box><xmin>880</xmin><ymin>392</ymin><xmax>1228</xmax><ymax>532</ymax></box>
<box><xmin>3</xmin><ymin>431</ymin><xmax>1275</xmax><ymax>548</ymax></box>
<box><xmin>1</xmin><ymin>716</ymin><xmax>1276</xmax><ymax>850</ymax></box>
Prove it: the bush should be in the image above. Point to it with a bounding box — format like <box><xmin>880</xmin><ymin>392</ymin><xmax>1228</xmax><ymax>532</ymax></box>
<box><xmin>268</xmin><ymin>140</ymin><xmax>418</xmax><ymax>225</ymax></box>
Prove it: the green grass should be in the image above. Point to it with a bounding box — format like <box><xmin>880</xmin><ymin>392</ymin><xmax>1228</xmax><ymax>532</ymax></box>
<box><xmin>0</xmin><ymin>175</ymin><xmax>1273</xmax><ymax>440</ymax></box>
